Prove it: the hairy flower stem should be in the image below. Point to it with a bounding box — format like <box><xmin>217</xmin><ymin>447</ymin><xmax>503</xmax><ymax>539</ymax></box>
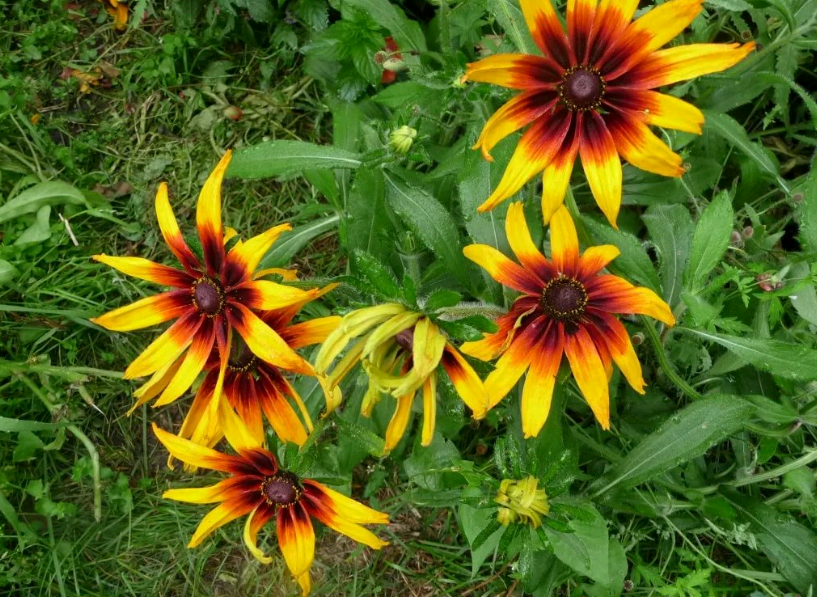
<box><xmin>641</xmin><ymin>318</ymin><xmax>703</xmax><ymax>401</ymax></box>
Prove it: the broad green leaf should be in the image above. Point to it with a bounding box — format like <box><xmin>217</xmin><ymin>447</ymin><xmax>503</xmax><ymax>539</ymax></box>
<box><xmin>334</xmin><ymin>415</ymin><xmax>385</xmax><ymax>457</ymax></box>
<box><xmin>705</xmin><ymin>0</ymin><xmax>752</xmax><ymax>9</ymax></box>
<box><xmin>722</xmin><ymin>489</ymin><xmax>817</xmax><ymax>594</ymax></box>
<box><xmin>683</xmin><ymin>329</ymin><xmax>817</xmax><ymax>381</ymax></box>
<box><xmin>258</xmin><ymin>213</ymin><xmax>340</xmax><ymax>268</ymax></box>
<box><xmin>424</xmin><ymin>289</ymin><xmax>462</xmax><ymax>311</ymax></box>
<box><xmin>350</xmin><ymin>249</ymin><xmax>401</xmax><ymax>300</ymax></box>
<box><xmin>704</xmin><ymin>112</ymin><xmax>782</xmax><ymax>184</ymax></box>
<box><xmin>0</xmin><ymin>260</ymin><xmax>18</xmax><ymax>285</ymax></box>
<box><xmin>0</xmin><ymin>181</ymin><xmax>86</xmax><ymax>223</ymax></box>
<box><xmin>642</xmin><ymin>204</ymin><xmax>694</xmax><ymax>307</ymax></box>
<box><xmin>384</xmin><ymin>172</ymin><xmax>475</xmax><ymax>291</ymax></box>
<box><xmin>0</xmin><ymin>417</ymin><xmax>64</xmax><ymax>432</ymax></box>
<box><xmin>485</xmin><ymin>0</ymin><xmax>538</xmax><ymax>55</ymax></box>
<box><xmin>346</xmin><ymin>167</ymin><xmax>391</xmax><ymax>257</ymax></box>
<box><xmin>593</xmin><ymin>395</ymin><xmax>754</xmax><ymax>493</ymax></box>
<box><xmin>798</xmin><ymin>158</ymin><xmax>817</xmax><ymax>253</ymax></box>
<box><xmin>227</xmin><ymin>141</ymin><xmax>362</xmax><ymax>179</ymax></box>
<box><xmin>14</xmin><ymin>204</ymin><xmax>52</xmax><ymax>245</ymax></box>
<box><xmin>458</xmin><ymin>499</ymin><xmax>505</xmax><ymax>576</ymax></box>
<box><xmin>343</xmin><ymin>0</ymin><xmax>426</xmax><ymax>51</ymax></box>
<box><xmin>686</xmin><ymin>191</ymin><xmax>733</xmax><ymax>292</ymax></box>
<box><xmin>584</xmin><ymin>218</ymin><xmax>661</xmax><ymax>292</ymax></box>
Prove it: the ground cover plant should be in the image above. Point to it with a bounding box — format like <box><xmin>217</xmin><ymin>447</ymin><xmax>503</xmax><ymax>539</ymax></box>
<box><xmin>2</xmin><ymin>0</ymin><xmax>817</xmax><ymax>596</ymax></box>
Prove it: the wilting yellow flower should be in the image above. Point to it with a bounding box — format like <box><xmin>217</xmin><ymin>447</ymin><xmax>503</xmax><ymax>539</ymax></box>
<box><xmin>154</xmin><ymin>402</ymin><xmax>388</xmax><ymax>596</ymax></box>
<box><xmin>463</xmin><ymin>0</ymin><xmax>755</xmax><ymax>227</ymax></box>
<box><xmin>93</xmin><ymin>151</ymin><xmax>321</xmax><ymax>427</ymax></box>
<box><xmin>101</xmin><ymin>0</ymin><xmax>128</xmax><ymax>30</ymax></box>
<box><xmin>495</xmin><ymin>476</ymin><xmax>549</xmax><ymax>529</ymax></box>
<box><xmin>315</xmin><ymin>304</ymin><xmax>489</xmax><ymax>451</ymax></box>
<box><xmin>462</xmin><ymin>203</ymin><xmax>674</xmax><ymax>436</ymax></box>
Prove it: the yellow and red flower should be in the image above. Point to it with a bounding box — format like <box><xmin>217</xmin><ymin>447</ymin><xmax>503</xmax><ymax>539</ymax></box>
<box><xmin>101</xmin><ymin>0</ymin><xmax>128</xmax><ymax>30</ymax></box>
<box><xmin>92</xmin><ymin>151</ymin><xmax>320</xmax><ymax>418</ymax></box>
<box><xmin>154</xmin><ymin>402</ymin><xmax>388</xmax><ymax>596</ymax></box>
<box><xmin>161</xmin><ymin>289</ymin><xmax>341</xmax><ymax>450</ymax></box>
<box><xmin>462</xmin><ymin>203</ymin><xmax>675</xmax><ymax>436</ymax></box>
<box><xmin>464</xmin><ymin>0</ymin><xmax>755</xmax><ymax>227</ymax></box>
<box><xmin>315</xmin><ymin>304</ymin><xmax>489</xmax><ymax>451</ymax></box>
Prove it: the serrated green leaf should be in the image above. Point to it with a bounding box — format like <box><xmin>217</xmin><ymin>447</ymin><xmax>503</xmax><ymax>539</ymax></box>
<box><xmin>642</xmin><ymin>204</ymin><xmax>694</xmax><ymax>308</ymax></box>
<box><xmin>798</xmin><ymin>159</ymin><xmax>817</xmax><ymax>253</ymax></box>
<box><xmin>584</xmin><ymin>217</ymin><xmax>661</xmax><ymax>292</ymax></box>
<box><xmin>705</xmin><ymin>0</ymin><xmax>752</xmax><ymax>9</ymax></box>
<box><xmin>334</xmin><ymin>416</ymin><xmax>385</xmax><ymax>457</ymax></box>
<box><xmin>593</xmin><ymin>395</ymin><xmax>754</xmax><ymax>493</ymax></box>
<box><xmin>258</xmin><ymin>213</ymin><xmax>339</xmax><ymax>269</ymax></box>
<box><xmin>384</xmin><ymin>172</ymin><xmax>475</xmax><ymax>292</ymax></box>
<box><xmin>686</xmin><ymin>191</ymin><xmax>733</xmax><ymax>292</ymax></box>
<box><xmin>704</xmin><ymin>112</ymin><xmax>781</xmax><ymax>184</ymax></box>
<box><xmin>227</xmin><ymin>141</ymin><xmax>362</xmax><ymax>179</ymax></box>
<box><xmin>682</xmin><ymin>329</ymin><xmax>817</xmax><ymax>381</ymax></box>
<box><xmin>485</xmin><ymin>0</ymin><xmax>538</xmax><ymax>54</ymax></box>
<box><xmin>424</xmin><ymin>289</ymin><xmax>462</xmax><ymax>311</ymax></box>
<box><xmin>350</xmin><ymin>249</ymin><xmax>401</xmax><ymax>300</ymax></box>
<box><xmin>343</xmin><ymin>0</ymin><xmax>426</xmax><ymax>51</ymax></box>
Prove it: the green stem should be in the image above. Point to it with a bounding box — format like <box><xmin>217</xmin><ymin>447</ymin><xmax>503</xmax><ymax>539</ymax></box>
<box><xmin>438</xmin><ymin>0</ymin><xmax>451</xmax><ymax>54</ymax></box>
<box><xmin>18</xmin><ymin>375</ymin><xmax>102</xmax><ymax>521</ymax></box>
<box><xmin>641</xmin><ymin>318</ymin><xmax>703</xmax><ymax>401</ymax></box>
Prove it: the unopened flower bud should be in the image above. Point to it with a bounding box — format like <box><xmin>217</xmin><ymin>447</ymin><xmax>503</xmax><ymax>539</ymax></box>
<box><xmin>224</xmin><ymin>106</ymin><xmax>243</xmax><ymax>121</ymax></box>
<box><xmin>389</xmin><ymin>125</ymin><xmax>417</xmax><ymax>155</ymax></box>
<box><xmin>452</xmin><ymin>74</ymin><xmax>467</xmax><ymax>89</ymax></box>
<box><xmin>494</xmin><ymin>476</ymin><xmax>549</xmax><ymax>529</ymax></box>
<box><xmin>382</xmin><ymin>57</ymin><xmax>406</xmax><ymax>73</ymax></box>
<box><xmin>742</xmin><ymin>225</ymin><xmax>754</xmax><ymax>239</ymax></box>
<box><xmin>730</xmin><ymin>230</ymin><xmax>742</xmax><ymax>246</ymax></box>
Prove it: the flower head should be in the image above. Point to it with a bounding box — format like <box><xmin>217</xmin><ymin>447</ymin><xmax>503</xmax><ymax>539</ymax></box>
<box><xmin>495</xmin><ymin>476</ymin><xmax>549</xmax><ymax>528</ymax></box>
<box><xmin>462</xmin><ymin>203</ymin><xmax>674</xmax><ymax>436</ymax></box>
<box><xmin>464</xmin><ymin>0</ymin><xmax>755</xmax><ymax>227</ymax></box>
<box><xmin>389</xmin><ymin>125</ymin><xmax>417</xmax><ymax>155</ymax></box>
<box><xmin>315</xmin><ymin>304</ymin><xmax>489</xmax><ymax>451</ymax></box>
<box><xmin>93</xmin><ymin>151</ymin><xmax>321</xmax><ymax>417</ymax></box>
<box><xmin>154</xmin><ymin>403</ymin><xmax>388</xmax><ymax>596</ymax></box>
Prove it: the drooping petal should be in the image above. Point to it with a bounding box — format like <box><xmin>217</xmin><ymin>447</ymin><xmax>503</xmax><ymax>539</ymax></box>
<box><xmin>243</xmin><ymin>504</ymin><xmax>276</xmax><ymax>564</ymax></box>
<box><xmin>153</xmin><ymin>319</ymin><xmax>216</xmax><ymax>407</ymax></box>
<box><xmin>520</xmin><ymin>0</ymin><xmax>571</xmax><ymax>66</ymax></box>
<box><xmin>567</xmin><ymin>0</ymin><xmax>597</xmax><ymax>65</ymax></box>
<box><xmin>279</xmin><ymin>316</ymin><xmax>341</xmax><ymax>349</ymax></box>
<box><xmin>577</xmin><ymin>244</ymin><xmax>620</xmax><ymax>280</ymax></box>
<box><xmin>464</xmin><ymin>54</ymin><xmax>563</xmax><ymax>89</ymax></box>
<box><xmin>124</xmin><ymin>312</ymin><xmax>203</xmax><ymax>379</ymax></box>
<box><xmin>603</xmin><ymin>0</ymin><xmax>704</xmax><ymax>77</ymax></box>
<box><xmin>304</xmin><ymin>497</ymin><xmax>389</xmax><ymax>551</ymax></box>
<box><xmin>91</xmin><ymin>291</ymin><xmax>190</xmax><ymax>332</ymax></box>
<box><xmin>411</xmin><ymin>318</ymin><xmax>447</xmax><ymax>382</ymax></box>
<box><xmin>549</xmin><ymin>205</ymin><xmax>580</xmax><ymax>275</ymax></box>
<box><xmin>256</xmin><ymin>370</ymin><xmax>310</xmax><ymax>446</ymax></box>
<box><xmin>541</xmin><ymin>112</ymin><xmax>581</xmax><ymax>224</ymax></box>
<box><xmin>440</xmin><ymin>345</ymin><xmax>490</xmax><ymax>419</ymax></box>
<box><xmin>223</xmin><ymin>223</ymin><xmax>292</xmax><ymax>286</ymax></box>
<box><xmin>579</xmin><ymin>111</ymin><xmax>622</xmax><ymax>228</ymax></box>
<box><xmin>177</xmin><ymin>371</ymin><xmax>219</xmax><ymax>444</ymax></box>
<box><xmin>473</xmin><ymin>90</ymin><xmax>558</xmax><ymax>161</ymax></box>
<box><xmin>586</xmin><ymin>312</ymin><xmax>645</xmax><ymax>393</ymax></box>
<box><xmin>505</xmin><ymin>202</ymin><xmax>556</xmax><ymax>283</ymax></box>
<box><xmin>218</xmin><ymin>393</ymin><xmax>263</xmax><ymax>454</ymax></box>
<box><xmin>478</xmin><ymin>109</ymin><xmax>573</xmax><ymax>212</ymax></box>
<box><xmin>226</xmin><ymin>374</ymin><xmax>265</xmax><ymax>445</ymax></box>
<box><xmin>618</xmin><ymin>42</ymin><xmax>756</xmax><ymax>89</ymax></box>
<box><xmin>188</xmin><ymin>501</ymin><xmax>255</xmax><ymax>549</ymax></box>
<box><xmin>92</xmin><ymin>255</ymin><xmax>193</xmax><ymax>287</ymax></box>
<box><xmin>459</xmin><ymin>296</ymin><xmax>539</xmax><ymax>361</ymax></box>
<box><xmin>228</xmin><ymin>303</ymin><xmax>314</xmax><ymax>376</ymax></box>
<box><xmin>196</xmin><ymin>151</ymin><xmax>231</xmax><ymax>277</ymax></box>
<box><xmin>230</xmin><ymin>280</ymin><xmax>320</xmax><ymax>311</ymax></box>
<box><xmin>128</xmin><ymin>356</ymin><xmax>184</xmax><ymax>414</ymax></box>
<box><xmin>154</xmin><ymin>182</ymin><xmax>201</xmax><ymax>274</ymax></box>
<box><xmin>604</xmin><ymin>111</ymin><xmax>684</xmax><ymax>178</ymax></box>
<box><xmin>484</xmin><ymin>316</ymin><xmax>549</xmax><ymax>408</ymax></box>
<box><xmin>152</xmin><ymin>423</ymin><xmax>241</xmax><ymax>472</ymax></box>
<box><xmin>521</xmin><ymin>324</ymin><xmax>564</xmax><ymax>438</ymax></box>
<box><xmin>420</xmin><ymin>371</ymin><xmax>437</xmax><ymax>446</ymax></box>
<box><xmin>277</xmin><ymin>506</ymin><xmax>315</xmax><ymax>597</ymax></box>
<box><xmin>563</xmin><ymin>326</ymin><xmax>610</xmax><ymax>428</ymax></box>
<box><xmin>463</xmin><ymin>244</ymin><xmax>544</xmax><ymax>296</ymax></box>
<box><xmin>587</xmin><ymin>275</ymin><xmax>675</xmax><ymax>325</ymax></box>
<box><xmin>384</xmin><ymin>392</ymin><xmax>415</xmax><ymax>452</ymax></box>
<box><xmin>603</xmin><ymin>89</ymin><xmax>704</xmax><ymax>134</ymax></box>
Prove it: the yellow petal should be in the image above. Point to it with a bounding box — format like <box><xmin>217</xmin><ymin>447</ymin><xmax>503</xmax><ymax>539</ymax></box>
<box><xmin>420</xmin><ymin>371</ymin><xmax>437</xmax><ymax>446</ymax></box>
<box><xmin>549</xmin><ymin>206</ymin><xmax>580</xmax><ymax>274</ymax></box>
<box><xmin>384</xmin><ymin>392</ymin><xmax>415</xmax><ymax>452</ymax></box>
<box><xmin>411</xmin><ymin>318</ymin><xmax>446</xmax><ymax>382</ymax></box>
<box><xmin>91</xmin><ymin>291</ymin><xmax>189</xmax><ymax>332</ymax></box>
<box><xmin>564</xmin><ymin>327</ymin><xmax>610</xmax><ymax>429</ymax></box>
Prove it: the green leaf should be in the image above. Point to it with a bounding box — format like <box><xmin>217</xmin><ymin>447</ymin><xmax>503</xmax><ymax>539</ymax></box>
<box><xmin>350</xmin><ymin>249</ymin><xmax>401</xmax><ymax>300</ymax></box>
<box><xmin>721</xmin><ymin>489</ymin><xmax>817</xmax><ymax>594</ymax></box>
<box><xmin>343</xmin><ymin>0</ymin><xmax>426</xmax><ymax>51</ymax></box>
<box><xmin>685</xmin><ymin>191</ymin><xmax>734</xmax><ymax>292</ymax></box>
<box><xmin>227</xmin><ymin>141</ymin><xmax>362</xmax><ymax>179</ymax></box>
<box><xmin>13</xmin><ymin>430</ymin><xmax>45</xmax><ymax>462</ymax></box>
<box><xmin>682</xmin><ymin>328</ymin><xmax>817</xmax><ymax>381</ymax></box>
<box><xmin>424</xmin><ymin>289</ymin><xmax>462</xmax><ymax>312</ymax></box>
<box><xmin>593</xmin><ymin>395</ymin><xmax>754</xmax><ymax>493</ymax></box>
<box><xmin>642</xmin><ymin>204</ymin><xmax>694</xmax><ymax>308</ymax></box>
<box><xmin>584</xmin><ymin>217</ymin><xmax>661</xmax><ymax>292</ymax></box>
<box><xmin>333</xmin><ymin>415</ymin><xmax>385</xmax><ymax>457</ymax></box>
<box><xmin>384</xmin><ymin>172</ymin><xmax>475</xmax><ymax>291</ymax></box>
<box><xmin>798</xmin><ymin>158</ymin><xmax>817</xmax><ymax>253</ymax></box>
<box><xmin>258</xmin><ymin>214</ymin><xmax>339</xmax><ymax>269</ymax></box>
<box><xmin>346</xmin><ymin>168</ymin><xmax>391</xmax><ymax>257</ymax></box>
<box><xmin>0</xmin><ymin>417</ymin><xmax>64</xmax><ymax>432</ymax></box>
<box><xmin>485</xmin><ymin>0</ymin><xmax>538</xmax><ymax>54</ymax></box>
<box><xmin>458</xmin><ymin>499</ymin><xmax>506</xmax><ymax>576</ymax></box>
<box><xmin>0</xmin><ymin>181</ymin><xmax>86</xmax><ymax>224</ymax></box>
<box><xmin>704</xmin><ymin>112</ymin><xmax>782</xmax><ymax>184</ymax></box>
<box><xmin>14</xmin><ymin>204</ymin><xmax>52</xmax><ymax>245</ymax></box>
<box><xmin>705</xmin><ymin>0</ymin><xmax>752</xmax><ymax>9</ymax></box>
<box><xmin>0</xmin><ymin>260</ymin><xmax>18</xmax><ymax>286</ymax></box>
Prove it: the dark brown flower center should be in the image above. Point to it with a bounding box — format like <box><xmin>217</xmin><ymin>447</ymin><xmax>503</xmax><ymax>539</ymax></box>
<box><xmin>559</xmin><ymin>66</ymin><xmax>605</xmax><ymax>111</ymax></box>
<box><xmin>192</xmin><ymin>276</ymin><xmax>224</xmax><ymax>316</ymax></box>
<box><xmin>394</xmin><ymin>328</ymin><xmax>415</xmax><ymax>351</ymax></box>
<box><xmin>542</xmin><ymin>277</ymin><xmax>588</xmax><ymax>321</ymax></box>
<box><xmin>228</xmin><ymin>337</ymin><xmax>258</xmax><ymax>373</ymax></box>
<box><xmin>261</xmin><ymin>472</ymin><xmax>302</xmax><ymax>508</ymax></box>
